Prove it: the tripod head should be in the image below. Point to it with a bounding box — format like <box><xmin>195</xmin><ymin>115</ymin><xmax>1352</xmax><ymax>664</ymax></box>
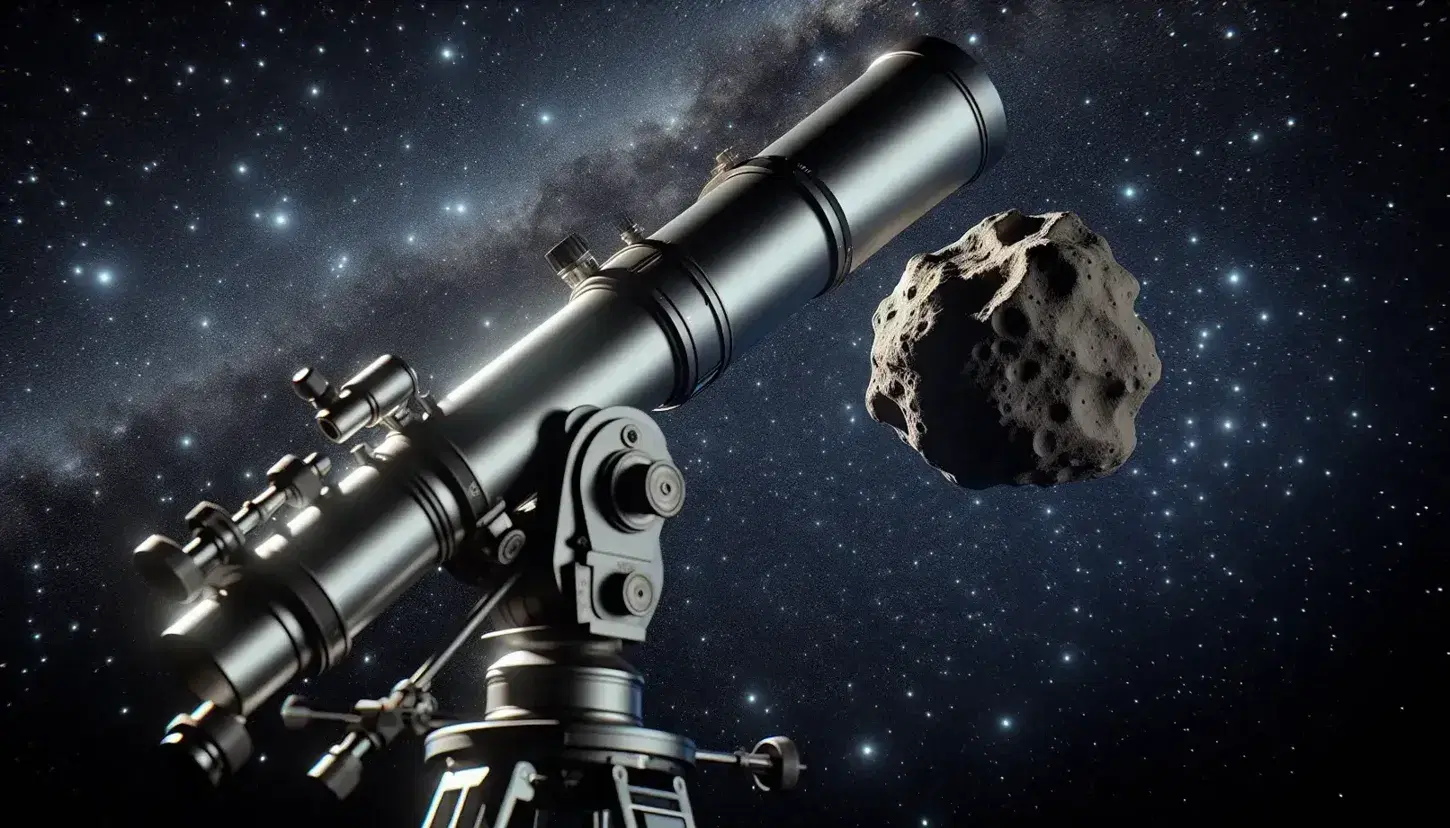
<box><xmin>130</xmin><ymin>35</ymin><xmax>1007</xmax><ymax>825</ymax></box>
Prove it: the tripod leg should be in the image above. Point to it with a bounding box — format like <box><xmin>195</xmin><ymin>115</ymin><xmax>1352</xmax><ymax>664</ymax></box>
<box><xmin>420</xmin><ymin>761</ymin><xmax>540</xmax><ymax>828</ymax></box>
<box><xmin>608</xmin><ymin>765</ymin><xmax>696</xmax><ymax>828</ymax></box>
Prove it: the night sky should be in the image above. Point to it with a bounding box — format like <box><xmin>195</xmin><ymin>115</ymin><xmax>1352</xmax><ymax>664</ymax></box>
<box><xmin>2</xmin><ymin>1</ymin><xmax>1446</xmax><ymax>826</ymax></box>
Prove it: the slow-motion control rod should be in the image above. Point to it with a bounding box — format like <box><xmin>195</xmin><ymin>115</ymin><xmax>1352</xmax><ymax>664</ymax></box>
<box><xmin>132</xmin><ymin>35</ymin><xmax>1007</xmax><ymax>824</ymax></box>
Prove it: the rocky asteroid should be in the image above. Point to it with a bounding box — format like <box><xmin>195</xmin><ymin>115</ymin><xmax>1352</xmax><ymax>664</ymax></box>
<box><xmin>866</xmin><ymin>209</ymin><xmax>1160</xmax><ymax>489</ymax></box>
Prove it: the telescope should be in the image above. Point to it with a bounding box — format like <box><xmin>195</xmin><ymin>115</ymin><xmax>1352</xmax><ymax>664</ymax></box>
<box><xmin>133</xmin><ymin>35</ymin><xmax>1006</xmax><ymax>827</ymax></box>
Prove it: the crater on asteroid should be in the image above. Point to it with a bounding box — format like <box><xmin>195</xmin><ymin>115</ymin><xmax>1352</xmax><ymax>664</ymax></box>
<box><xmin>866</xmin><ymin>209</ymin><xmax>1161</xmax><ymax>489</ymax></box>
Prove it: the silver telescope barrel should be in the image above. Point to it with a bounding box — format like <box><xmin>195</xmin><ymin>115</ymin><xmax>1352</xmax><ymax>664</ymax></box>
<box><xmin>156</xmin><ymin>35</ymin><xmax>1005</xmax><ymax>752</ymax></box>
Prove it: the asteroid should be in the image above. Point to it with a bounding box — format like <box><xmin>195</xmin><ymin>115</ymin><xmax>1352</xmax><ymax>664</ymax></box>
<box><xmin>865</xmin><ymin>209</ymin><xmax>1161</xmax><ymax>489</ymax></box>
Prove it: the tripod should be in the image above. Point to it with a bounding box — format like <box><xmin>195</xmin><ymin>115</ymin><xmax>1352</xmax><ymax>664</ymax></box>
<box><xmin>280</xmin><ymin>406</ymin><xmax>803</xmax><ymax>827</ymax></box>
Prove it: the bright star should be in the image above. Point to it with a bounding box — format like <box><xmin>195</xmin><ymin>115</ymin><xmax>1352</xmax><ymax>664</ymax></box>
<box><xmin>539</xmin><ymin>112</ymin><xmax>551</xmax><ymax>124</ymax></box>
<box><xmin>1000</xmin><ymin>717</ymin><xmax>1013</xmax><ymax>729</ymax></box>
<box><xmin>236</xmin><ymin>164</ymin><xmax>248</xmax><ymax>174</ymax></box>
<box><xmin>309</xmin><ymin>85</ymin><xmax>320</xmax><ymax>97</ymax></box>
<box><xmin>1228</xmin><ymin>271</ymin><xmax>1241</xmax><ymax>284</ymax></box>
<box><xmin>441</xmin><ymin>47</ymin><xmax>454</xmax><ymax>60</ymax></box>
<box><xmin>180</xmin><ymin>435</ymin><xmax>194</xmax><ymax>449</ymax></box>
<box><xmin>1123</xmin><ymin>186</ymin><xmax>1136</xmax><ymax>198</ymax></box>
<box><xmin>273</xmin><ymin>213</ymin><xmax>288</xmax><ymax>226</ymax></box>
<box><xmin>96</xmin><ymin>269</ymin><xmax>113</xmax><ymax>285</ymax></box>
<box><xmin>860</xmin><ymin>744</ymin><xmax>874</xmax><ymax>757</ymax></box>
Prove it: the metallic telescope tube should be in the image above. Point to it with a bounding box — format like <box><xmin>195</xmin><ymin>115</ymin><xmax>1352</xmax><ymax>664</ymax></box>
<box><xmin>158</xmin><ymin>36</ymin><xmax>1005</xmax><ymax>745</ymax></box>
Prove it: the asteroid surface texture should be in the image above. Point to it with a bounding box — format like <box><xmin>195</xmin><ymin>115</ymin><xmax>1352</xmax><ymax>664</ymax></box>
<box><xmin>865</xmin><ymin>209</ymin><xmax>1161</xmax><ymax>489</ymax></box>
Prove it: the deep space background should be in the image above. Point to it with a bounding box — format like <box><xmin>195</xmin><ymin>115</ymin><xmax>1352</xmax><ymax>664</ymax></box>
<box><xmin>2</xmin><ymin>1</ymin><xmax>1446</xmax><ymax>825</ymax></box>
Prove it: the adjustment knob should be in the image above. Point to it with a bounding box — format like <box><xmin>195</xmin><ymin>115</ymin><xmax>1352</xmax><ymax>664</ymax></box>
<box><xmin>545</xmin><ymin>233</ymin><xmax>600</xmax><ymax>290</ymax></box>
<box><xmin>599</xmin><ymin>571</ymin><xmax>655</xmax><ymax>617</ymax></box>
<box><xmin>280</xmin><ymin>695</ymin><xmax>312</xmax><ymax>730</ymax></box>
<box><xmin>545</xmin><ymin>232</ymin><xmax>591</xmax><ymax>272</ymax></box>
<box><xmin>185</xmin><ymin>500</ymin><xmax>229</xmax><ymax>532</ymax></box>
<box><xmin>616</xmin><ymin>460</ymin><xmax>685</xmax><ymax>519</ymax></box>
<box><xmin>292</xmin><ymin>367</ymin><xmax>337</xmax><ymax>408</ymax></box>
<box><xmin>133</xmin><ymin>534</ymin><xmax>206</xmax><ymax>603</ymax></box>
<box><xmin>616</xmin><ymin>215</ymin><xmax>646</xmax><ymax>245</ymax></box>
<box><xmin>308</xmin><ymin>732</ymin><xmax>373</xmax><ymax>800</ymax></box>
<box><xmin>750</xmin><ymin>736</ymin><xmax>804</xmax><ymax>792</ymax></box>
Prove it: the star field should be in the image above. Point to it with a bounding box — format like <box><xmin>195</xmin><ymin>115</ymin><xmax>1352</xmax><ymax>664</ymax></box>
<box><xmin>1</xmin><ymin>2</ymin><xmax>1446</xmax><ymax>826</ymax></box>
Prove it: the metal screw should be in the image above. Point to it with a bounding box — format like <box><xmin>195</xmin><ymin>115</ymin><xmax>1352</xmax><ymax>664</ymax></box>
<box><xmin>621</xmin><ymin>425</ymin><xmax>639</xmax><ymax>446</ymax></box>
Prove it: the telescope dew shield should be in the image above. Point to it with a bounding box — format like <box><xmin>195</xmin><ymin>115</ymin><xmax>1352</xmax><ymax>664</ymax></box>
<box><xmin>152</xmin><ymin>35</ymin><xmax>1006</xmax><ymax>773</ymax></box>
